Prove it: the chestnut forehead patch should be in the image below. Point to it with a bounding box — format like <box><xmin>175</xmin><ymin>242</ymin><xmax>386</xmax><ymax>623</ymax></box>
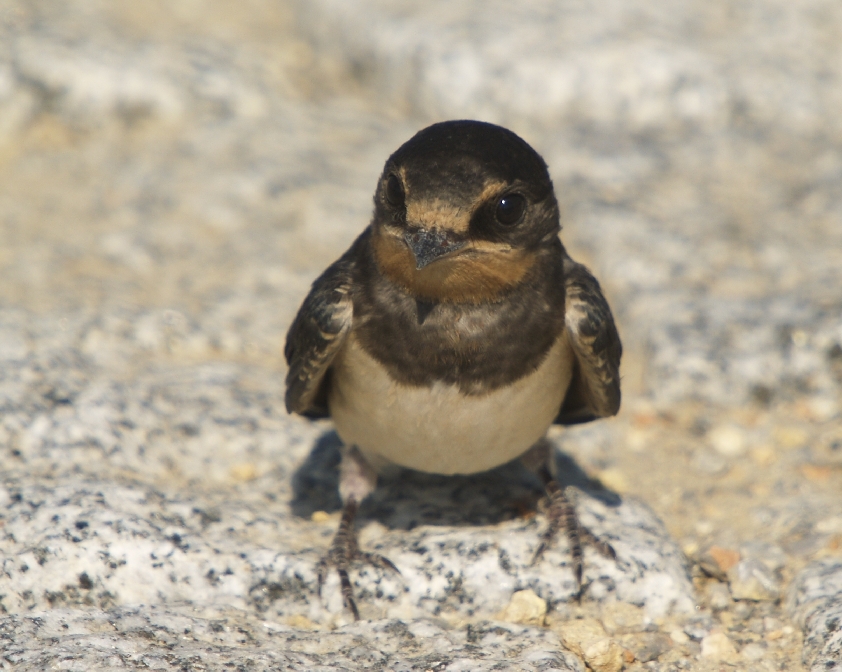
<box><xmin>403</xmin><ymin>180</ymin><xmax>508</xmax><ymax>234</ymax></box>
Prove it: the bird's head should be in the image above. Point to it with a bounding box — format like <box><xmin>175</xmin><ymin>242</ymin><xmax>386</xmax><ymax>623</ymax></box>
<box><xmin>370</xmin><ymin>120</ymin><xmax>561</xmax><ymax>303</ymax></box>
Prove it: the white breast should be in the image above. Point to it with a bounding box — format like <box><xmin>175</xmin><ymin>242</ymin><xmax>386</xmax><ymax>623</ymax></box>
<box><xmin>328</xmin><ymin>333</ymin><xmax>574</xmax><ymax>475</ymax></box>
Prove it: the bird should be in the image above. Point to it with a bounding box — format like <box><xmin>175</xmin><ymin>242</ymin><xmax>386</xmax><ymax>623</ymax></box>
<box><xmin>284</xmin><ymin>119</ymin><xmax>622</xmax><ymax>619</ymax></box>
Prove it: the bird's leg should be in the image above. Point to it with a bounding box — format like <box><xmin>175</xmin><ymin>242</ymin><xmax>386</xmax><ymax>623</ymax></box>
<box><xmin>522</xmin><ymin>439</ymin><xmax>616</xmax><ymax>598</ymax></box>
<box><xmin>316</xmin><ymin>445</ymin><xmax>398</xmax><ymax>620</ymax></box>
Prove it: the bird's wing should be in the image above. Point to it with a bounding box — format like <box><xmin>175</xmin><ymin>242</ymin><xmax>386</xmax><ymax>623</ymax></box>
<box><xmin>284</xmin><ymin>250</ymin><xmax>356</xmax><ymax>418</ymax></box>
<box><xmin>555</xmin><ymin>257</ymin><xmax>622</xmax><ymax>425</ymax></box>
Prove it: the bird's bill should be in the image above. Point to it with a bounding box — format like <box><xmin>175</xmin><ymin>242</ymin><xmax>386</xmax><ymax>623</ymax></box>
<box><xmin>403</xmin><ymin>228</ymin><xmax>467</xmax><ymax>270</ymax></box>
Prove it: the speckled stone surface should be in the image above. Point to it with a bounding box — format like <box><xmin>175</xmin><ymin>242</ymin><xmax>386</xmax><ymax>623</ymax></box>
<box><xmin>2</xmin><ymin>0</ymin><xmax>842</xmax><ymax>670</ymax></box>
<box><xmin>0</xmin><ymin>609</ymin><xmax>586</xmax><ymax>671</ymax></box>
<box><xmin>789</xmin><ymin>560</ymin><xmax>842</xmax><ymax>672</ymax></box>
<box><xmin>0</xmin><ymin>344</ymin><xmax>694</xmax><ymax>623</ymax></box>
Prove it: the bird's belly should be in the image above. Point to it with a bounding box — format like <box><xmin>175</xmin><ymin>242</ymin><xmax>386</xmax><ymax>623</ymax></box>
<box><xmin>328</xmin><ymin>333</ymin><xmax>573</xmax><ymax>475</ymax></box>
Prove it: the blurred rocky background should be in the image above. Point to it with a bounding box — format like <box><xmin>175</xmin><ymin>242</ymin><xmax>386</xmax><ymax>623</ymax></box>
<box><xmin>1</xmin><ymin>1</ymin><xmax>841</xmax><ymax>670</ymax></box>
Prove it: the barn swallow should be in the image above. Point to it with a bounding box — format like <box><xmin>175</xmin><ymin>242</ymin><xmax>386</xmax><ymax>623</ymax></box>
<box><xmin>285</xmin><ymin>120</ymin><xmax>622</xmax><ymax>619</ymax></box>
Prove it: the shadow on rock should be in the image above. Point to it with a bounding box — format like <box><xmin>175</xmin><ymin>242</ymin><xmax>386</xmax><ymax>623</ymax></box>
<box><xmin>290</xmin><ymin>430</ymin><xmax>620</xmax><ymax>530</ymax></box>
<box><xmin>289</xmin><ymin>431</ymin><xmax>343</xmax><ymax>518</ymax></box>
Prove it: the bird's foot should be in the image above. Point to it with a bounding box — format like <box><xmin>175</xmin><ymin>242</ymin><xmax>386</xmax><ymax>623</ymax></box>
<box><xmin>531</xmin><ymin>480</ymin><xmax>616</xmax><ymax>599</ymax></box>
<box><xmin>316</xmin><ymin>497</ymin><xmax>398</xmax><ymax>620</ymax></box>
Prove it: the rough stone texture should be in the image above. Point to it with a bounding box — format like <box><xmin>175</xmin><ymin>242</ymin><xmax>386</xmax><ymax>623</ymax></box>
<box><xmin>0</xmin><ymin>357</ymin><xmax>694</xmax><ymax>622</ymax></box>
<box><xmin>789</xmin><ymin>560</ymin><xmax>842</xmax><ymax>672</ymax></box>
<box><xmin>2</xmin><ymin>0</ymin><xmax>842</xmax><ymax>669</ymax></box>
<box><xmin>0</xmin><ymin>609</ymin><xmax>586</xmax><ymax>672</ymax></box>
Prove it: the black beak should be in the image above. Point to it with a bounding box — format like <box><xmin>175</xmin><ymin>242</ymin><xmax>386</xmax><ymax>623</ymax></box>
<box><xmin>404</xmin><ymin>229</ymin><xmax>466</xmax><ymax>270</ymax></box>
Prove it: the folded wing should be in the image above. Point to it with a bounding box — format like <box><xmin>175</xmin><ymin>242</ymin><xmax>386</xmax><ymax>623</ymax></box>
<box><xmin>555</xmin><ymin>258</ymin><xmax>622</xmax><ymax>425</ymax></box>
<box><xmin>284</xmin><ymin>253</ymin><xmax>356</xmax><ymax>418</ymax></box>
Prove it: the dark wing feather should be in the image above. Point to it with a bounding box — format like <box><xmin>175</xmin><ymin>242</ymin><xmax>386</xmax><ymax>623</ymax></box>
<box><xmin>284</xmin><ymin>249</ymin><xmax>357</xmax><ymax>418</ymax></box>
<box><xmin>555</xmin><ymin>257</ymin><xmax>622</xmax><ymax>425</ymax></box>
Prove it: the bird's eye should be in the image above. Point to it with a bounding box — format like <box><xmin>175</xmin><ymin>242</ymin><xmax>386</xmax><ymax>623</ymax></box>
<box><xmin>495</xmin><ymin>193</ymin><xmax>526</xmax><ymax>226</ymax></box>
<box><xmin>385</xmin><ymin>174</ymin><xmax>405</xmax><ymax>207</ymax></box>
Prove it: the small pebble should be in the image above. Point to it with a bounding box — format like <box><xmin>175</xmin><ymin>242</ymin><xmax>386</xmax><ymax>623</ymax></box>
<box><xmin>728</xmin><ymin>559</ymin><xmax>780</xmax><ymax>601</ymax></box>
<box><xmin>733</xmin><ymin>600</ymin><xmax>755</xmax><ymax>620</ymax></box>
<box><xmin>626</xmin><ymin>428</ymin><xmax>650</xmax><ymax>453</ymax></box>
<box><xmin>698</xmin><ymin>545</ymin><xmax>739</xmax><ymax>580</ymax></box>
<box><xmin>708</xmin><ymin>545</ymin><xmax>741</xmax><ymax>573</ymax></box>
<box><xmin>596</xmin><ymin>468</ymin><xmax>628</xmax><ymax>493</ymax></box>
<box><xmin>739</xmin><ymin>541</ymin><xmax>787</xmax><ymax>572</ymax></box>
<box><xmin>618</xmin><ymin>632</ymin><xmax>672</xmax><ymax>663</ymax></box>
<box><xmin>801</xmin><ymin>464</ymin><xmax>833</xmax><ymax>482</ymax></box>
<box><xmin>683</xmin><ymin>615</ymin><xmax>714</xmax><ymax>641</ymax></box>
<box><xmin>600</xmin><ymin>601</ymin><xmax>646</xmax><ymax>634</ymax></box>
<box><xmin>815</xmin><ymin>516</ymin><xmax>842</xmax><ymax>534</ymax></box>
<box><xmin>700</xmin><ymin>631</ymin><xmax>738</xmax><ymax>662</ymax></box>
<box><xmin>741</xmin><ymin>642</ymin><xmax>766</xmax><ymax>661</ymax></box>
<box><xmin>763</xmin><ymin>617</ymin><xmax>781</xmax><ymax>632</ymax></box>
<box><xmin>691</xmin><ymin>450</ymin><xmax>728</xmax><ymax>474</ymax></box>
<box><xmin>285</xmin><ymin>614</ymin><xmax>317</xmax><ymax>629</ymax></box>
<box><xmin>708</xmin><ymin>424</ymin><xmax>746</xmax><ymax>457</ymax></box>
<box><xmin>706</xmin><ymin>581</ymin><xmax>732</xmax><ymax>610</ymax></box>
<box><xmin>556</xmin><ymin>618</ymin><xmax>623</xmax><ymax>672</ymax></box>
<box><xmin>497</xmin><ymin>589</ymin><xmax>547</xmax><ymax>626</ymax></box>
<box><xmin>806</xmin><ymin>396</ymin><xmax>838</xmax><ymax>421</ymax></box>
<box><xmin>773</xmin><ymin>426</ymin><xmax>808</xmax><ymax>450</ymax></box>
<box><xmin>230</xmin><ymin>463</ymin><xmax>257</xmax><ymax>481</ymax></box>
<box><xmin>750</xmin><ymin>444</ymin><xmax>776</xmax><ymax>465</ymax></box>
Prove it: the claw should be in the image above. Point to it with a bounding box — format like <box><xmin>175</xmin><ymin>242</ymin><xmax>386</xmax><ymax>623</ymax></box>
<box><xmin>316</xmin><ymin>497</ymin><xmax>399</xmax><ymax>620</ymax></box>
<box><xmin>532</xmin><ymin>468</ymin><xmax>616</xmax><ymax>597</ymax></box>
<box><xmin>358</xmin><ymin>551</ymin><xmax>401</xmax><ymax>575</ymax></box>
<box><xmin>337</xmin><ymin>566</ymin><xmax>359</xmax><ymax>620</ymax></box>
<box><xmin>316</xmin><ymin>559</ymin><xmax>326</xmax><ymax>597</ymax></box>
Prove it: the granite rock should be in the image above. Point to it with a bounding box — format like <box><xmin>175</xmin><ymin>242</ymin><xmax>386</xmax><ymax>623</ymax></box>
<box><xmin>0</xmin><ymin>608</ymin><xmax>586</xmax><ymax>672</ymax></box>
<box><xmin>0</xmin><ymin>429</ymin><xmax>695</xmax><ymax>622</ymax></box>
<box><xmin>788</xmin><ymin>560</ymin><xmax>842</xmax><ymax>672</ymax></box>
